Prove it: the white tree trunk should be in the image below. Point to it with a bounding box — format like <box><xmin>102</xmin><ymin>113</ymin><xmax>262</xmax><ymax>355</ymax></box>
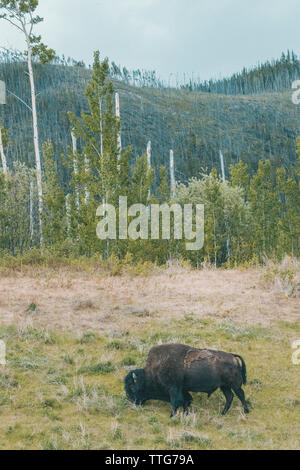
<box><xmin>147</xmin><ymin>140</ymin><xmax>152</xmax><ymax>169</ymax></box>
<box><xmin>99</xmin><ymin>98</ymin><xmax>103</xmax><ymax>157</ymax></box>
<box><xmin>24</xmin><ymin>30</ymin><xmax>43</xmax><ymax>247</ymax></box>
<box><xmin>0</xmin><ymin>80</ymin><xmax>5</xmax><ymax>105</ymax></box>
<box><xmin>0</xmin><ymin>126</ymin><xmax>8</xmax><ymax>175</ymax></box>
<box><xmin>29</xmin><ymin>181</ymin><xmax>34</xmax><ymax>243</ymax></box>
<box><xmin>71</xmin><ymin>129</ymin><xmax>80</xmax><ymax>207</ymax></box>
<box><xmin>147</xmin><ymin>140</ymin><xmax>152</xmax><ymax>202</ymax></box>
<box><xmin>66</xmin><ymin>193</ymin><xmax>71</xmax><ymax>238</ymax></box>
<box><xmin>170</xmin><ymin>149</ymin><xmax>176</xmax><ymax>197</ymax></box>
<box><xmin>115</xmin><ymin>92</ymin><xmax>122</xmax><ymax>159</ymax></box>
<box><xmin>84</xmin><ymin>155</ymin><xmax>90</xmax><ymax>204</ymax></box>
<box><xmin>219</xmin><ymin>150</ymin><xmax>230</xmax><ymax>258</ymax></box>
<box><xmin>219</xmin><ymin>150</ymin><xmax>226</xmax><ymax>183</ymax></box>
<box><xmin>71</xmin><ymin>129</ymin><xmax>77</xmax><ymax>154</ymax></box>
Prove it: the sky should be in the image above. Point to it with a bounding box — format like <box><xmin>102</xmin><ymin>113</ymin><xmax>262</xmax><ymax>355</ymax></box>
<box><xmin>0</xmin><ymin>0</ymin><xmax>300</xmax><ymax>84</ymax></box>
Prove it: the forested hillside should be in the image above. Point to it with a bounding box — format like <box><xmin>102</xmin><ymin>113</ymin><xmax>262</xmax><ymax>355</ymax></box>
<box><xmin>1</xmin><ymin>49</ymin><xmax>300</xmax><ymax>184</ymax></box>
<box><xmin>184</xmin><ymin>51</ymin><xmax>300</xmax><ymax>95</ymax></box>
<box><xmin>1</xmin><ymin>48</ymin><xmax>300</xmax><ymax>264</ymax></box>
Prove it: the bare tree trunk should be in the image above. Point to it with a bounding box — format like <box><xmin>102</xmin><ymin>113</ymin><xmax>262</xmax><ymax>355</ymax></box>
<box><xmin>99</xmin><ymin>98</ymin><xmax>103</xmax><ymax>157</ymax></box>
<box><xmin>115</xmin><ymin>92</ymin><xmax>122</xmax><ymax>159</ymax></box>
<box><xmin>0</xmin><ymin>126</ymin><xmax>8</xmax><ymax>175</ymax></box>
<box><xmin>71</xmin><ymin>129</ymin><xmax>80</xmax><ymax>207</ymax></box>
<box><xmin>170</xmin><ymin>149</ymin><xmax>176</xmax><ymax>197</ymax></box>
<box><xmin>71</xmin><ymin>129</ymin><xmax>77</xmax><ymax>154</ymax></box>
<box><xmin>147</xmin><ymin>140</ymin><xmax>152</xmax><ymax>202</ymax></box>
<box><xmin>84</xmin><ymin>155</ymin><xmax>90</xmax><ymax>204</ymax></box>
<box><xmin>29</xmin><ymin>181</ymin><xmax>34</xmax><ymax>244</ymax></box>
<box><xmin>147</xmin><ymin>141</ymin><xmax>152</xmax><ymax>168</ymax></box>
<box><xmin>0</xmin><ymin>80</ymin><xmax>5</xmax><ymax>105</ymax></box>
<box><xmin>24</xmin><ymin>29</ymin><xmax>43</xmax><ymax>247</ymax></box>
<box><xmin>220</xmin><ymin>150</ymin><xmax>230</xmax><ymax>260</ymax></box>
<box><xmin>219</xmin><ymin>150</ymin><xmax>226</xmax><ymax>183</ymax></box>
<box><xmin>66</xmin><ymin>193</ymin><xmax>71</xmax><ymax>238</ymax></box>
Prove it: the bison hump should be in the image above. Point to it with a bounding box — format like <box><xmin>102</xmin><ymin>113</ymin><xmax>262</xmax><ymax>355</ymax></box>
<box><xmin>184</xmin><ymin>349</ymin><xmax>215</xmax><ymax>369</ymax></box>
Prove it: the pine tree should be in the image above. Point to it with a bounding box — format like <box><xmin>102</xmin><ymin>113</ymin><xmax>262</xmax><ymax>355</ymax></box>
<box><xmin>248</xmin><ymin>161</ymin><xmax>280</xmax><ymax>259</ymax></box>
<box><xmin>296</xmin><ymin>136</ymin><xmax>300</xmax><ymax>164</ymax></box>
<box><xmin>157</xmin><ymin>166</ymin><xmax>170</xmax><ymax>203</ymax></box>
<box><xmin>277</xmin><ymin>166</ymin><xmax>300</xmax><ymax>257</ymax></box>
<box><xmin>42</xmin><ymin>141</ymin><xmax>67</xmax><ymax>247</ymax></box>
<box><xmin>65</xmin><ymin>52</ymin><xmax>156</xmax><ymax>258</ymax></box>
<box><xmin>202</xmin><ymin>170</ymin><xmax>225</xmax><ymax>266</ymax></box>
<box><xmin>66</xmin><ymin>52</ymin><xmax>118</xmax><ymax>254</ymax></box>
<box><xmin>229</xmin><ymin>161</ymin><xmax>250</xmax><ymax>198</ymax></box>
<box><xmin>130</xmin><ymin>154</ymin><xmax>154</xmax><ymax>206</ymax></box>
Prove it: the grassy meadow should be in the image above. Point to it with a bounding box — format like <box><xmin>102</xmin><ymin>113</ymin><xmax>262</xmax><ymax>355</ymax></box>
<box><xmin>0</xmin><ymin>262</ymin><xmax>299</xmax><ymax>450</ymax></box>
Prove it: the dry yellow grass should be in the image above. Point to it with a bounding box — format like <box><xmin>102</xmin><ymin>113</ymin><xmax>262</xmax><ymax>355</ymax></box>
<box><xmin>0</xmin><ymin>266</ymin><xmax>299</xmax><ymax>335</ymax></box>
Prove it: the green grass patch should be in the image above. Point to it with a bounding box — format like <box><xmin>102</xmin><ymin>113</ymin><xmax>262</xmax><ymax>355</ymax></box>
<box><xmin>0</xmin><ymin>319</ymin><xmax>299</xmax><ymax>449</ymax></box>
<box><xmin>78</xmin><ymin>362</ymin><xmax>116</xmax><ymax>375</ymax></box>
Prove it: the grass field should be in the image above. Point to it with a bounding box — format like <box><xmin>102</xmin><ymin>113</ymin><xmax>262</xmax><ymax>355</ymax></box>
<box><xmin>0</xmin><ymin>263</ymin><xmax>299</xmax><ymax>450</ymax></box>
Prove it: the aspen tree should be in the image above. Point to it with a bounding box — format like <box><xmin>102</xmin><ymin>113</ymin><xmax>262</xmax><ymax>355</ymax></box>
<box><xmin>0</xmin><ymin>0</ymin><xmax>55</xmax><ymax>246</ymax></box>
<box><xmin>115</xmin><ymin>92</ymin><xmax>122</xmax><ymax>159</ymax></box>
<box><xmin>170</xmin><ymin>149</ymin><xmax>176</xmax><ymax>197</ymax></box>
<box><xmin>147</xmin><ymin>140</ymin><xmax>152</xmax><ymax>202</ymax></box>
<box><xmin>0</xmin><ymin>119</ymin><xmax>8</xmax><ymax>174</ymax></box>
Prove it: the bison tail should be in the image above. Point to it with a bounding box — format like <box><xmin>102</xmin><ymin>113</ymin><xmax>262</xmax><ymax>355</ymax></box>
<box><xmin>234</xmin><ymin>354</ymin><xmax>247</xmax><ymax>385</ymax></box>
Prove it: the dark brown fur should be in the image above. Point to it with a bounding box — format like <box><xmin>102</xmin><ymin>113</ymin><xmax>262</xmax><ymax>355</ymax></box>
<box><xmin>124</xmin><ymin>344</ymin><xmax>249</xmax><ymax>417</ymax></box>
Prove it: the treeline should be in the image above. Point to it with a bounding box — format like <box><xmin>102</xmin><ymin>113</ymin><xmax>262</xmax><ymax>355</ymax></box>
<box><xmin>0</xmin><ymin>48</ymin><xmax>164</xmax><ymax>87</ymax></box>
<box><xmin>183</xmin><ymin>51</ymin><xmax>300</xmax><ymax>95</ymax></box>
<box><xmin>1</xmin><ymin>54</ymin><xmax>300</xmax><ymax>267</ymax></box>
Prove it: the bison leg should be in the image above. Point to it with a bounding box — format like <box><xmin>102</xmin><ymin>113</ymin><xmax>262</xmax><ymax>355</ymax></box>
<box><xmin>169</xmin><ymin>386</ymin><xmax>185</xmax><ymax>417</ymax></box>
<box><xmin>233</xmin><ymin>387</ymin><xmax>249</xmax><ymax>414</ymax></box>
<box><xmin>207</xmin><ymin>388</ymin><xmax>217</xmax><ymax>398</ymax></box>
<box><xmin>183</xmin><ymin>391</ymin><xmax>193</xmax><ymax>414</ymax></box>
<box><xmin>220</xmin><ymin>386</ymin><xmax>234</xmax><ymax>415</ymax></box>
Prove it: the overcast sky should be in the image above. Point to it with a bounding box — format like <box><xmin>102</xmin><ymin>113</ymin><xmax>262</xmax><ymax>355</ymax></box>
<box><xmin>0</xmin><ymin>0</ymin><xmax>299</xmax><ymax>84</ymax></box>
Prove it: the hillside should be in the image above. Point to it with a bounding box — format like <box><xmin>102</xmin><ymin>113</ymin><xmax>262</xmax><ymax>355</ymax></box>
<box><xmin>1</xmin><ymin>53</ymin><xmax>300</xmax><ymax>185</ymax></box>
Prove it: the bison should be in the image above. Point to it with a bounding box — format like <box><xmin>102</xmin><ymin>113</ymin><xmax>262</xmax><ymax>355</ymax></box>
<box><xmin>125</xmin><ymin>344</ymin><xmax>249</xmax><ymax>417</ymax></box>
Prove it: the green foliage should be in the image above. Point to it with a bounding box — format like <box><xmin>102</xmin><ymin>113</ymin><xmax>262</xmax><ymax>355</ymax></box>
<box><xmin>0</xmin><ymin>163</ymin><xmax>37</xmax><ymax>254</ymax></box>
<box><xmin>0</xmin><ymin>1</ymin><xmax>55</xmax><ymax>65</ymax></box>
<box><xmin>157</xmin><ymin>166</ymin><xmax>170</xmax><ymax>203</ymax></box>
<box><xmin>248</xmin><ymin>161</ymin><xmax>281</xmax><ymax>259</ymax></box>
<box><xmin>1</xmin><ymin>139</ymin><xmax>300</xmax><ymax>265</ymax></box>
<box><xmin>276</xmin><ymin>166</ymin><xmax>300</xmax><ymax>257</ymax></box>
<box><xmin>175</xmin><ymin>171</ymin><xmax>250</xmax><ymax>266</ymax></box>
<box><xmin>62</xmin><ymin>52</ymin><xmax>155</xmax><ymax>258</ymax></box>
<box><xmin>42</xmin><ymin>141</ymin><xmax>67</xmax><ymax>246</ymax></box>
<box><xmin>230</xmin><ymin>161</ymin><xmax>250</xmax><ymax>197</ymax></box>
<box><xmin>30</xmin><ymin>35</ymin><xmax>55</xmax><ymax>64</ymax></box>
<box><xmin>0</xmin><ymin>117</ymin><xmax>9</xmax><ymax>149</ymax></box>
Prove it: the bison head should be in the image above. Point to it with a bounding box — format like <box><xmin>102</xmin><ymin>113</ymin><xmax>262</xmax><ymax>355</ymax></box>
<box><xmin>124</xmin><ymin>369</ymin><xmax>146</xmax><ymax>405</ymax></box>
